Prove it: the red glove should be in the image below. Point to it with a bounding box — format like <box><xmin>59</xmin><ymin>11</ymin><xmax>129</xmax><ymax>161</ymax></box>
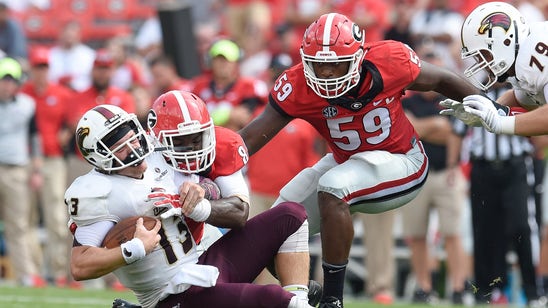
<box><xmin>148</xmin><ymin>192</ymin><xmax>182</xmax><ymax>219</ymax></box>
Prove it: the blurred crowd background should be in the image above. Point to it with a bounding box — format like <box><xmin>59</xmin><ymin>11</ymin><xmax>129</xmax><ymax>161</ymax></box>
<box><xmin>1</xmin><ymin>0</ymin><xmax>548</xmax><ymax>306</ymax></box>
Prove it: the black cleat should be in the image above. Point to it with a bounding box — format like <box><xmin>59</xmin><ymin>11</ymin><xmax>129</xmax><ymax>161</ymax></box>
<box><xmin>308</xmin><ymin>280</ymin><xmax>323</xmax><ymax>307</ymax></box>
<box><xmin>319</xmin><ymin>296</ymin><xmax>342</xmax><ymax>308</ymax></box>
<box><xmin>112</xmin><ymin>298</ymin><xmax>141</xmax><ymax>308</ymax></box>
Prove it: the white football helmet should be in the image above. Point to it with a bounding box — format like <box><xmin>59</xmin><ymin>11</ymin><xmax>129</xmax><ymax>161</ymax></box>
<box><xmin>461</xmin><ymin>1</ymin><xmax>529</xmax><ymax>91</ymax></box>
<box><xmin>300</xmin><ymin>13</ymin><xmax>365</xmax><ymax>99</ymax></box>
<box><xmin>75</xmin><ymin>104</ymin><xmax>153</xmax><ymax>171</ymax></box>
<box><xmin>147</xmin><ymin>90</ymin><xmax>216</xmax><ymax>174</ymax></box>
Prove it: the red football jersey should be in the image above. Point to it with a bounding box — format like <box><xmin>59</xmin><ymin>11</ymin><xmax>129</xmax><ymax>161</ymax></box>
<box><xmin>270</xmin><ymin>40</ymin><xmax>421</xmax><ymax>163</ymax></box>
<box><xmin>186</xmin><ymin>126</ymin><xmax>248</xmax><ymax>243</ymax></box>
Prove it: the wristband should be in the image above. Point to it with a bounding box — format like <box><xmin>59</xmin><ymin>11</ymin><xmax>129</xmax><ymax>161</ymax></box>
<box><xmin>120</xmin><ymin>238</ymin><xmax>146</xmax><ymax>264</ymax></box>
<box><xmin>498</xmin><ymin>115</ymin><xmax>516</xmax><ymax>135</ymax></box>
<box><xmin>188</xmin><ymin>199</ymin><xmax>211</xmax><ymax>222</ymax></box>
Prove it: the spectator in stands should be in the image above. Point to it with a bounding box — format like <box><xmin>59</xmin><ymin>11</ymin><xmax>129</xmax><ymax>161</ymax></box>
<box><xmin>192</xmin><ymin>39</ymin><xmax>268</xmax><ymax>131</ymax></box>
<box><xmin>20</xmin><ymin>46</ymin><xmax>74</xmax><ymax>287</ymax></box>
<box><xmin>224</xmin><ymin>0</ymin><xmax>271</xmax><ymax>47</ymax></box>
<box><xmin>409</xmin><ymin>0</ymin><xmax>464</xmax><ymax>71</ymax></box>
<box><xmin>48</xmin><ymin>20</ymin><xmax>95</xmax><ymax>91</ymax></box>
<box><xmin>0</xmin><ymin>57</ymin><xmax>45</xmax><ymax>287</ymax></box>
<box><xmin>0</xmin><ymin>3</ymin><xmax>27</xmax><ymax>62</ymax></box>
<box><xmin>134</xmin><ymin>15</ymin><xmax>162</xmax><ymax>61</ymax></box>
<box><xmin>148</xmin><ymin>54</ymin><xmax>193</xmax><ymax>100</ymax></box>
<box><xmin>401</xmin><ymin>47</ymin><xmax>469</xmax><ymax>305</ymax></box>
<box><xmin>383</xmin><ymin>0</ymin><xmax>416</xmax><ymax>46</ymax></box>
<box><xmin>106</xmin><ymin>36</ymin><xmax>151</xmax><ymax>124</ymax></box>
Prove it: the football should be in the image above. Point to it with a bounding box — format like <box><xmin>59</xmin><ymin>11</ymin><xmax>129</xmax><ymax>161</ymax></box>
<box><xmin>102</xmin><ymin>216</ymin><xmax>158</xmax><ymax>249</ymax></box>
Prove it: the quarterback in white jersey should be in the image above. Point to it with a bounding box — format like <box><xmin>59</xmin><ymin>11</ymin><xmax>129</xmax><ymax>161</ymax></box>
<box><xmin>67</xmin><ymin>104</ymin><xmax>315</xmax><ymax>308</ymax></box>
<box><xmin>439</xmin><ymin>2</ymin><xmax>548</xmax><ymax>136</ymax></box>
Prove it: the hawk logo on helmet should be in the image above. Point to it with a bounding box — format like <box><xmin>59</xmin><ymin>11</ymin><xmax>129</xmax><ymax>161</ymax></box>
<box><xmin>76</xmin><ymin>127</ymin><xmax>91</xmax><ymax>156</ymax></box>
<box><xmin>478</xmin><ymin>12</ymin><xmax>511</xmax><ymax>34</ymax></box>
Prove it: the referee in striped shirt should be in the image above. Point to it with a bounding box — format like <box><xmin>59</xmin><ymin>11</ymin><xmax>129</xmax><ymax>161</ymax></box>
<box><xmin>450</xmin><ymin>85</ymin><xmax>544</xmax><ymax>305</ymax></box>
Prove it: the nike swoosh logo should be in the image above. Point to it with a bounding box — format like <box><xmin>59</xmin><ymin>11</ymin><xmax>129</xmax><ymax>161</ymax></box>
<box><xmin>372</xmin><ymin>99</ymin><xmax>383</xmax><ymax>106</ymax></box>
<box><xmin>327</xmin><ymin>268</ymin><xmax>345</xmax><ymax>274</ymax></box>
<box><xmin>123</xmin><ymin>247</ymin><xmax>132</xmax><ymax>257</ymax></box>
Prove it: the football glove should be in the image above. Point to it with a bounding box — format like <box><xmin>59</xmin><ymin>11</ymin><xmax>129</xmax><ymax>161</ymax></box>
<box><xmin>147</xmin><ymin>192</ymin><xmax>182</xmax><ymax>219</ymax></box>
<box><xmin>462</xmin><ymin>95</ymin><xmax>516</xmax><ymax>134</ymax></box>
<box><xmin>439</xmin><ymin>98</ymin><xmax>482</xmax><ymax>126</ymax></box>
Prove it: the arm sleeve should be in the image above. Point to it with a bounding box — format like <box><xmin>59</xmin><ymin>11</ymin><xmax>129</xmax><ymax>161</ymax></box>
<box><xmin>74</xmin><ymin>220</ymin><xmax>116</xmax><ymax>247</ymax></box>
<box><xmin>215</xmin><ymin>170</ymin><xmax>250</xmax><ymax>204</ymax></box>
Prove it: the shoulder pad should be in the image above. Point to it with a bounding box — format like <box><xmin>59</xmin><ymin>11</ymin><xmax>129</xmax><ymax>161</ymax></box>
<box><xmin>65</xmin><ymin>172</ymin><xmax>112</xmax><ymax>199</ymax></box>
<box><xmin>65</xmin><ymin>173</ymin><xmax>117</xmax><ymax>226</ymax></box>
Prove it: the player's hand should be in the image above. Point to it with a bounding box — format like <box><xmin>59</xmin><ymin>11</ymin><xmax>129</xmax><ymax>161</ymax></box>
<box><xmin>199</xmin><ymin>177</ymin><xmax>221</xmax><ymax>200</ymax></box>
<box><xmin>147</xmin><ymin>192</ymin><xmax>182</xmax><ymax>219</ymax></box>
<box><xmin>178</xmin><ymin>181</ymin><xmax>205</xmax><ymax>217</ymax></box>
<box><xmin>133</xmin><ymin>217</ymin><xmax>161</xmax><ymax>253</ymax></box>
<box><xmin>439</xmin><ymin>98</ymin><xmax>482</xmax><ymax>126</ymax></box>
<box><xmin>462</xmin><ymin>95</ymin><xmax>506</xmax><ymax>134</ymax></box>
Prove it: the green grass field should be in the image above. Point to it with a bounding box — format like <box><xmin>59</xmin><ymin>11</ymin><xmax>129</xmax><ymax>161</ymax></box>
<box><xmin>0</xmin><ymin>285</ymin><xmax>487</xmax><ymax>308</ymax></box>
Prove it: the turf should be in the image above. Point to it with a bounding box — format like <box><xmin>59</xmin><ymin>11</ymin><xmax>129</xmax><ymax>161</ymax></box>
<box><xmin>0</xmin><ymin>285</ymin><xmax>479</xmax><ymax>307</ymax></box>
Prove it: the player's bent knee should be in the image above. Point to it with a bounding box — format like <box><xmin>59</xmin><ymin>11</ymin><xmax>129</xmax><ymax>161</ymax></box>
<box><xmin>275</xmin><ymin>201</ymin><xmax>307</xmax><ymax>222</ymax></box>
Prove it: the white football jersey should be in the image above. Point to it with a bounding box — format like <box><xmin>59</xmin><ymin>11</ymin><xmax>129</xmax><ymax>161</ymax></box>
<box><xmin>512</xmin><ymin>21</ymin><xmax>548</xmax><ymax>107</ymax></box>
<box><xmin>65</xmin><ymin>153</ymin><xmax>218</xmax><ymax>308</ymax></box>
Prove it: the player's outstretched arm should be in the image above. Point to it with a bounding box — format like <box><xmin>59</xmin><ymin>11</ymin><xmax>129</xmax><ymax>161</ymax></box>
<box><xmin>238</xmin><ymin>103</ymin><xmax>292</xmax><ymax>156</ymax></box>
<box><xmin>408</xmin><ymin>61</ymin><xmax>480</xmax><ymax>100</ymax></box>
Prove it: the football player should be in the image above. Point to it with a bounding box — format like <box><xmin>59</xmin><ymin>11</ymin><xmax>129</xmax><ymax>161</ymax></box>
<box><xmin>66</xmin><ymin>104</ymin><xmax>316</xmax><ymax>308</ymax></box>
<box><xmin>439</xmin><ymin>2</ymin><xmax>548</xmax><ymax>136</ymax></box>
<box><xmin>238</xmin><ymin>12</ymin><xmax>480</xmax><ymax>307</ymax></box>
<box><xmin>145</xmin><ymin>90</ymin><xmax>318</xmax><ymax>305</ymax></box>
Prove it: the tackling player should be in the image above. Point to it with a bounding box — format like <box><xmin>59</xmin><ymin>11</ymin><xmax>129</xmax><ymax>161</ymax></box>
<box><xmin>238</xmin><ymin>12</ymin><xmax>480</xmax><ymax>307</ymax></box>
<box><xmin>439</xmin><ymin>2</ymin><xmax>548</xmax><ymax>136</ymax></box>
<box><xmin>145</xmin><ymin>90</ymin><xmax>318</xmax><ymax>305</ymax></box>
<box><xmin>66</xmin><ymin>104</ymin><xmax>316</xmax><ymax>308</ymax></box>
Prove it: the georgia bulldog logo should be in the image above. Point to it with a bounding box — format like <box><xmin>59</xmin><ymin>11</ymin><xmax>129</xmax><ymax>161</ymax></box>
<box><xmin>479</xmin><ymin>12</ymin><xmax>511</xmax><ymax>34</ymax></box>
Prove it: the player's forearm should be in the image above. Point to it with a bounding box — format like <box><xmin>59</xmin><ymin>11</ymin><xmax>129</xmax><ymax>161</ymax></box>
<box><xmin>513</xmin><ymin>105</ymin><xmax>548</xmax><ymax>136</ymax></box>
<box><xmin>71</xmin><ymin>246</ymin><xmax>126</xmax><ymax>280</ymax></box>
<box><xmin>207</xmin><ymin>196</ymin><xmax>249</xmax><ymax>228</ymax></box>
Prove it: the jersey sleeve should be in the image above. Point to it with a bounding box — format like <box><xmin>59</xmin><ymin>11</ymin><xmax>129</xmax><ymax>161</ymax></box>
<box><xmin>209</xmin><ymin>127</ymin><xmax>249</xmax><ymax>178</ymax></box>
<box><xmin>367</xmin><ymin>41</ymin><xmax>421</xmax><ymax>96</ymax></box>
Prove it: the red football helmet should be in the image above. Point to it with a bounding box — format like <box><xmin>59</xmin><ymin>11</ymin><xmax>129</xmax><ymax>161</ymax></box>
<box><xmin>300</xmin><ymin>13</ymin><xmax>365</xmax><ymax>99</ymax></box>
<box><xmin>148</xmin><ymin>90</ymin><xmax>216</xmax><ymax>173</ymax></box>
